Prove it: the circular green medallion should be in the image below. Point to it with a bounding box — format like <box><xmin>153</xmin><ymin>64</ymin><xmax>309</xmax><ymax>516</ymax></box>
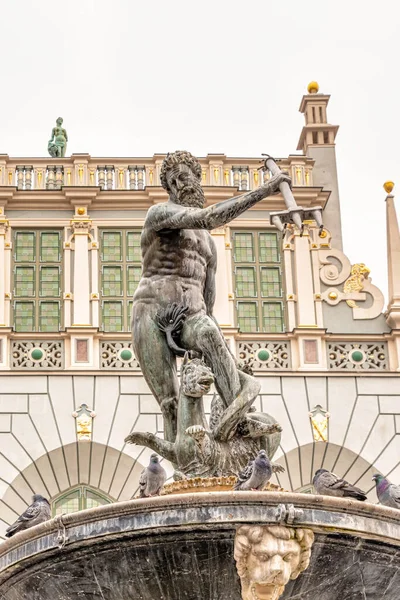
<box><xmin>120</xmin><ymin>349</ymin><xmax>133</xmax><ymax>361</ymax></box>
<box><xmin>31</xmin><ymin>348</ymin><xmax>44</xmax><ymax>361</ymax></box>
<box><xmin>258</xmin><ymin>349</ymin><xmax>270</xmax><ymax>362</ymax></box>
<box><xmin>351</xmin><ymin>350</ymin><xmax>364</xmax><ymax>363</ymax></box>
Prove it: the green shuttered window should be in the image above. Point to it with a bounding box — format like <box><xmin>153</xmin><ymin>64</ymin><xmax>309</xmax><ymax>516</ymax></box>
<box><xmin>233</xmin><ymin>230</ymin><xmax>284</xmax><ymax>333</ymax></box>
<box><xmin>13</xmin><ymin>231</ymin><xmax>62</xmax><ymax>332</ymax></box>
<box><xmin>100</xmin><ymin>230</ymin><xmax>142</xmax><ymax>332</ymax></box>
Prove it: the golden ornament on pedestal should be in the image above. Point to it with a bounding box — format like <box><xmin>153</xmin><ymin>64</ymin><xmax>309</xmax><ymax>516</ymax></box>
<box><xmin>383</xmin><ymin>181</ymin><xmax>394</xmax><ymax>194</ymax></box>
<box><xmin>307</xmin><ymin>81</ymin><xmax>319</xmax><ymax>94</ymax></box>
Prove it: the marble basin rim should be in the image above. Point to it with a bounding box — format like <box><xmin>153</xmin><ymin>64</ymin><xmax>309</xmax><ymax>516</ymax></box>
<box><xmin>0</xmin><ymin>491</ymin><xmax>400</xmax><ymax>564</ymax></box>
<box><xmin>1</xmin><ymin>491</ymin><xmax>400</xmax><ymax>577</ymax></box>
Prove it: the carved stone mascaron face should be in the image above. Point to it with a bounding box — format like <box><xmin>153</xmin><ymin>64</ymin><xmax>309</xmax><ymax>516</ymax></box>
<box><xmin>241</xmin><ymin>531</ymin><xmax>301</xmax><ymax>600</ymax></box>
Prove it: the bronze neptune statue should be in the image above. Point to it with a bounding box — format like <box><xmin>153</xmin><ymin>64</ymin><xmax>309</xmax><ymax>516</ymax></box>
<box><xmin>126</xmin><ymin>151</ymin><xmax>290</xmax><ymax>477</ymax></box>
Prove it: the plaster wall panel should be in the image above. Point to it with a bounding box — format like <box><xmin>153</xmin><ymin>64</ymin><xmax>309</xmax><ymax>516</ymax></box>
<box><xmin>92</xmin><ymin>377</ymin><xmax>120</xmax><ymax>445</ymax></box>
<box><xmin>48</xmin><ymin>447</ymin><xmax>70</xmax><ymax>492</ymax></box>
<box><xmin>379</xmin><ymin>396</ymin><xmax>400</xmax><ymax>413</ymax></box>
<box><xmin>139</xmin><ymin>393</ymin><xmax>161</xmax><ymax>414</ymax></box>
<box><xmin>361</xmin><ymin>415</ymin><xmax>396</xmax><ymax>465</ymax></box>
<box><xmin>120</xmin><ymin>376</ymin><xmax>151</xmax><ymax>395</ymax></box>
<box><xmin>0</xmin><ymin>415</ymin><xmax>11</xmax><ymax>431</ymax></box>
<box><xmin>109</xmin><ymin>452</ymin><xmax>135</xmax><ymax>500</ymax></box>
<box><xmin>312</xmin><ymin>442</ymin><xmax>328</xmax><ymax>479</ymax></box>
<box><xmin>32</xmin><ymin>454</ymin><xmax>59</xmax><ymax>497</ymax></box>
<box><xmin>0</xmin><ymin>519</ymin><xmax>10</xmax><ymax>540</ymax></box>
<box><xmin>305</xmin><ymin>377</ymin><xmax>327</xmax><ymax>410</ymax></box>
<box><xmin>322</xmin><ymin>442</ymin><xmax>342</xmax><ymax>471</ymax></box>
<box><xmin>353</xmin><ymin>464</ymin><xmax>380</xmax><ymax>498</ymax></box>
<box><xmin>11</xmin><ymin>414</ymin><xmax>45</xmax><ymax>461</ymax></box>
<box><xmin>0</xmin><ymin>480</ymin><xmax>9</xmax><ymax>498</ymax></box>
<box><xmin>373</xmin><ymin>435</ymin><xmax>400</xmax><ymax>475</ymax></box>
<box><xmin>48</xmin><ymin>377</ymin><xmax>76</xmax><ymax>445</ymax></box>
<box><xmin>77</xmin><ymin>441</ymin><xmax>91</xmax><ymax>484</ymax></box>
<box><xmin>63</xmin><ymin>443</ymin><xmax>79</xmax><ymax>487</ymax></box>
<box><xmin>29</xmin><ymin>395</ymin><xmax>61</xmax><ymax>452</ymax></box>
<box><xmin>0</xmin><ymin>433</ymin><xmax>31</xmax><ymax>472</ymax></box>
<box><xmin>0</xmin><ymin>395</ymin><xmax>28</xmax><ymax>413</ymax></box>
<box><xmin>8</xmin><ymin>474</ymin><xmax>35</xmax><ymax>502</ymax></box>
<box><xmin>0</xmin><ymin>377</ymin><xmax>47</xmax><ymax>394</ymax></box>
<box><xmin>281</xmin><ymin>378</ymin><xmax>313</xmax><ymax>447</ymax></box>
<box><xmin>285</xmin><ymin>449</ymin><xmax>302</xmax><ymax>490</ymax></box>
<box><xmin>108</xmin><ymin>394</ymin><xmax>139</xmax><ymax>451</ymax></box>
<box><xmin>327</xmin><ymin>378</ymin><xmax>357</xmax><ymax>446</ymax></box>
<box><xmin>343</xmin><ymin>396</ymin><xmax>379</xmax><ymax>455</ymax></box>
<box><xmin>22</xmin><ymin>463</ymin><xmax>50</xmax><ymax>499</ymax></box>
<box><xmin>2</xmin><ymin>486</ymin><xmax>29</xmax><ymax>517</ymax></box>
<box><xmin>73</xmin><ymin>376</ymin><xmax>95</xmax><ymax>409</ymax></box>
<box><xmin>299</xmin><ymin>443</ymin><xmax>314</xmax><ymax>486</ymax></box>
<box><xmin>99</xmin><ymin>447</ymin><xmax>121</xmax><ymax>493</ymax></box>
<box><xmin>89</xmin><ymin>444</ymin><xmax>107</xmax><ymax>489</ymax></box>
<box><xmin>133</xmin><ymin>413</ymin><xmax>157</xmax><ymax>435</ymax></box>
<box><xmin>260</xmin><ymin>395</ymin><xmax>297</xmax><ymax>452</ymax></box>
<box><xmin>272</xmin><ymin>456</ymin><xmax>292</xmax><ymax>491</ymax></box>
<box><xmin>396</xmin><ymin>415</ymin><xmax>400</xmax><ymax>434</ymax></box>
<box><xmin>258</xmin><ymin>377</ymin><xmax>281</xmax><ymax>395</ymax></box>
<box><xmin>0</xmin><ymin>500</ymin><xmax>19</xmax><ymax>525</ymax></box>
<box><xmin>357</xmin><ymin>377</ymin><xmax>400</xmax><ymax>395</ymax></box>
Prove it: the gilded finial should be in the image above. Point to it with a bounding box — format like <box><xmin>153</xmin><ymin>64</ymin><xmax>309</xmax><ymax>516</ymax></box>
<box><xmin>307</xmin><ymin>81</ymin><xmax>319</xmax><ymax>94</ymax></box>
<box><xmin>383</xmin><ymin>181</ymin><xmax>394</xmax><ymax>194</ymax></box>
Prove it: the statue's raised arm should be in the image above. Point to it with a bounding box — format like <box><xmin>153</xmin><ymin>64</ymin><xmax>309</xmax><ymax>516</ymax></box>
<box><xmin>146</xmin><ymin>152</ymin><xmax>290</xmax><ymax>232</ymax></box>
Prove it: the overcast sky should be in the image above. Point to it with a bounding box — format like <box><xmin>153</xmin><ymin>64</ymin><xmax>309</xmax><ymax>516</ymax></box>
<box><xmin>0</xmin><ymin>0</ymin><xmax>399</xmax><ymax>301</ymax></box>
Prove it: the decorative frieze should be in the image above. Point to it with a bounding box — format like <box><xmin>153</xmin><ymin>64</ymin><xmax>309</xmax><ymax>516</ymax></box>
<box><xmin>237</xmin><ymin>340</ymin><xmax>290</xmax><ymax>370</ymax></box>
<box><xmin>100</xmin><ymin>341</ymin><xmax>140</xmax><ymax>370</ymax></box>
<box><xmin>327</xmin><ymin>341</ymin><xmax>388</xmax><ymax>370</ymax></box>
<box><xmin>11</xmin><ymin>340</ymin><xmax>64</xmax><ymax>369</ymax></box>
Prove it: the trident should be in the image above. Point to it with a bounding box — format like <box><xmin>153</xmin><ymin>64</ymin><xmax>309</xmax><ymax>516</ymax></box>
<box><xmin>261</xmin><ymin>154</ymin><xmax>324</xmax><ymax>236</ymax></box>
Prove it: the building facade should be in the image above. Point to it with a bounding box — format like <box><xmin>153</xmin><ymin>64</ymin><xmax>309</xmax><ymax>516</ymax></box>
<box><xmin>0</xmin><ymin>84</ymin><xmax>399</xmax><ymax>537</ymax></box>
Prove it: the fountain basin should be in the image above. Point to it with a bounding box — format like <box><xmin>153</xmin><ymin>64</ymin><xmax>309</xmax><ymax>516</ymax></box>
<box><xmin>0</xmin><ymin>492</ymin><xmax>399</xmax><ymax>599</ymax></box>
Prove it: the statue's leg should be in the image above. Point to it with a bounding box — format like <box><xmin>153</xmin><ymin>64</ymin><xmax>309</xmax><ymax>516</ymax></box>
<box><xmin>181</xmin><ymin>313</ymin><xmax>240</xmax><ymax>407</ymax></box>
<box><xmin>132</xmin><ymin>303</ymin><xmax>179</xmax><ymax>443</ymax></box>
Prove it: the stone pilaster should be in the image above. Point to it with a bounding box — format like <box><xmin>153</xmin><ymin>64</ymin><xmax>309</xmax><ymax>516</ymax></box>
<box><xmin>70</xmin><ymin>210</ymin><xmax>92</xmax><ymax>327</ymax></box>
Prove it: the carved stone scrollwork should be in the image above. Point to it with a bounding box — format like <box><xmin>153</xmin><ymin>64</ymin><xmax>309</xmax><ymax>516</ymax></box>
<box><xmin>234</xmin><ymin>524</ymin><xmax>314</xmax><ymax>600</ymax></box>
<box><xmin>319</xmin><ymin>249</ymin><xmax>385</xmax><ymax>319</ymax></box>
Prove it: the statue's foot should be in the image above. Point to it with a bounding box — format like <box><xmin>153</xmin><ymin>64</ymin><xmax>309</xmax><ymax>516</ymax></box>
<box><xmin>272</xmin><ymin>462</ymin><xmax>285</xmax><ymax>474</ymax></box>
<box><xmin>173</xmin><ymin>470</ymin><xmax>188</xmax><ymax>481</ymax></box>
<box><xmin>124</xmin><ymin>431</ymin><xmax>154</xmax><ymax>445</ymax></box>
<box><xmin>186</xmin><ymin>425</ymin><xmax>207</xmax><ymax>440</ymax></box>
<box><xmin>245</xmin><ymin>417</ymin><xmax>282</xmax><ymax>438</ymax></box>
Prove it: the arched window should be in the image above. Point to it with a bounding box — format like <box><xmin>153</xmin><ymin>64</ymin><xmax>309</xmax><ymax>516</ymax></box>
<box><xmin>52</xmin><ymin>486</ymin><xmax>112</xmax><ymax>516</ymax></box>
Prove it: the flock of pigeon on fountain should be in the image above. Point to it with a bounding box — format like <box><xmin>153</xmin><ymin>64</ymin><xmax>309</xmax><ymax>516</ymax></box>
<box><xmin>4</xmin><ymin>451</ymin><xmax>400</xmax><ymax>538</ymax></box>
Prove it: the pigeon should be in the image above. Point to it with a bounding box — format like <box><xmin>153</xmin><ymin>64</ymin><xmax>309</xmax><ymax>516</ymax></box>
<box><xmin>5</xmin><ymin>494</ymin><xmax>51</xmax><ymax>538</ymax></box>
<box><xmin>372</xmin><ymin>474</ymin><xmax>400</xmax><ymax>509</ymax></box>
<box><xmin>234</xmin><ymin>450</ymin><xmax>278</xmax><ymax>491</ymax></box>
<box><xmin>313</xmin><ymin>469</ymin><xmax>367</xmax><ymax>501</ymax></box>
<box><xmin>139</xmin><ymin>454</ymin><xmax>167</xmax><ymax>498</ymax></box>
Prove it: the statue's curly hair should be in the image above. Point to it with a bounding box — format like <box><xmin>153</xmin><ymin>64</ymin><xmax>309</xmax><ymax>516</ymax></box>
<box><xmin>234</xmin><ymin>525</ymin><xmax>314</xmax><ymax>581</ymax></box>
<box><xmin>160</xmin><ymin>151</ymin><xmax>202</xmax><ymax>192</ymax></box>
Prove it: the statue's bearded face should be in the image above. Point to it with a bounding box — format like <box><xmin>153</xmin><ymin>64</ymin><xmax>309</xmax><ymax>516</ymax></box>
<box><xmin>166</xmin><ymin>164</ymin><xmax>205</xmax><ymax>208</ymax></box>
<box><xmin>242</xmin><ymin>532</ymin><xmax>301</xmax><ymax>600</ymax></box>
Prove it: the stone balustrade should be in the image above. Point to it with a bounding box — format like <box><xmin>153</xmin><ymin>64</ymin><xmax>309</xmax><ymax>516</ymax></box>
<box><xmin>0</xmin><ymin>154</ymin><xmax>315</xmax><ymax>191</ymax></box>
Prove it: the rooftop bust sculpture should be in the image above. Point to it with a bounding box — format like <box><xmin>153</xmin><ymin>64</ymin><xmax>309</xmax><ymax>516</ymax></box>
<box><xmin>130</xmin><ymin>150</ymin><xmax>290</xmax><ymax>444</ymax></box>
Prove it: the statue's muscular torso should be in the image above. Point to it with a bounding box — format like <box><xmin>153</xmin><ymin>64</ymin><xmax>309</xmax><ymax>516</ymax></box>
<box><xmin>133</xmin><ymin>204</ymin><xmax>217</xmax><ymax>316</ymax></box>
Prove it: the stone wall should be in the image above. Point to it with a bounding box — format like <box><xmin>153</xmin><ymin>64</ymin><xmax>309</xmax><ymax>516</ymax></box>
<box><xmin>0</xmin><ymin>372</ymin><xmax>399</xmax><ymax>538</ymax></box>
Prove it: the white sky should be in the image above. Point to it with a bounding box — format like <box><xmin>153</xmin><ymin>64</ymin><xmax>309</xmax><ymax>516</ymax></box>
<box><xmin>0</xmin><ymin>0</ymin><xmax>399</xmax><ymax>301</ymax></box>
